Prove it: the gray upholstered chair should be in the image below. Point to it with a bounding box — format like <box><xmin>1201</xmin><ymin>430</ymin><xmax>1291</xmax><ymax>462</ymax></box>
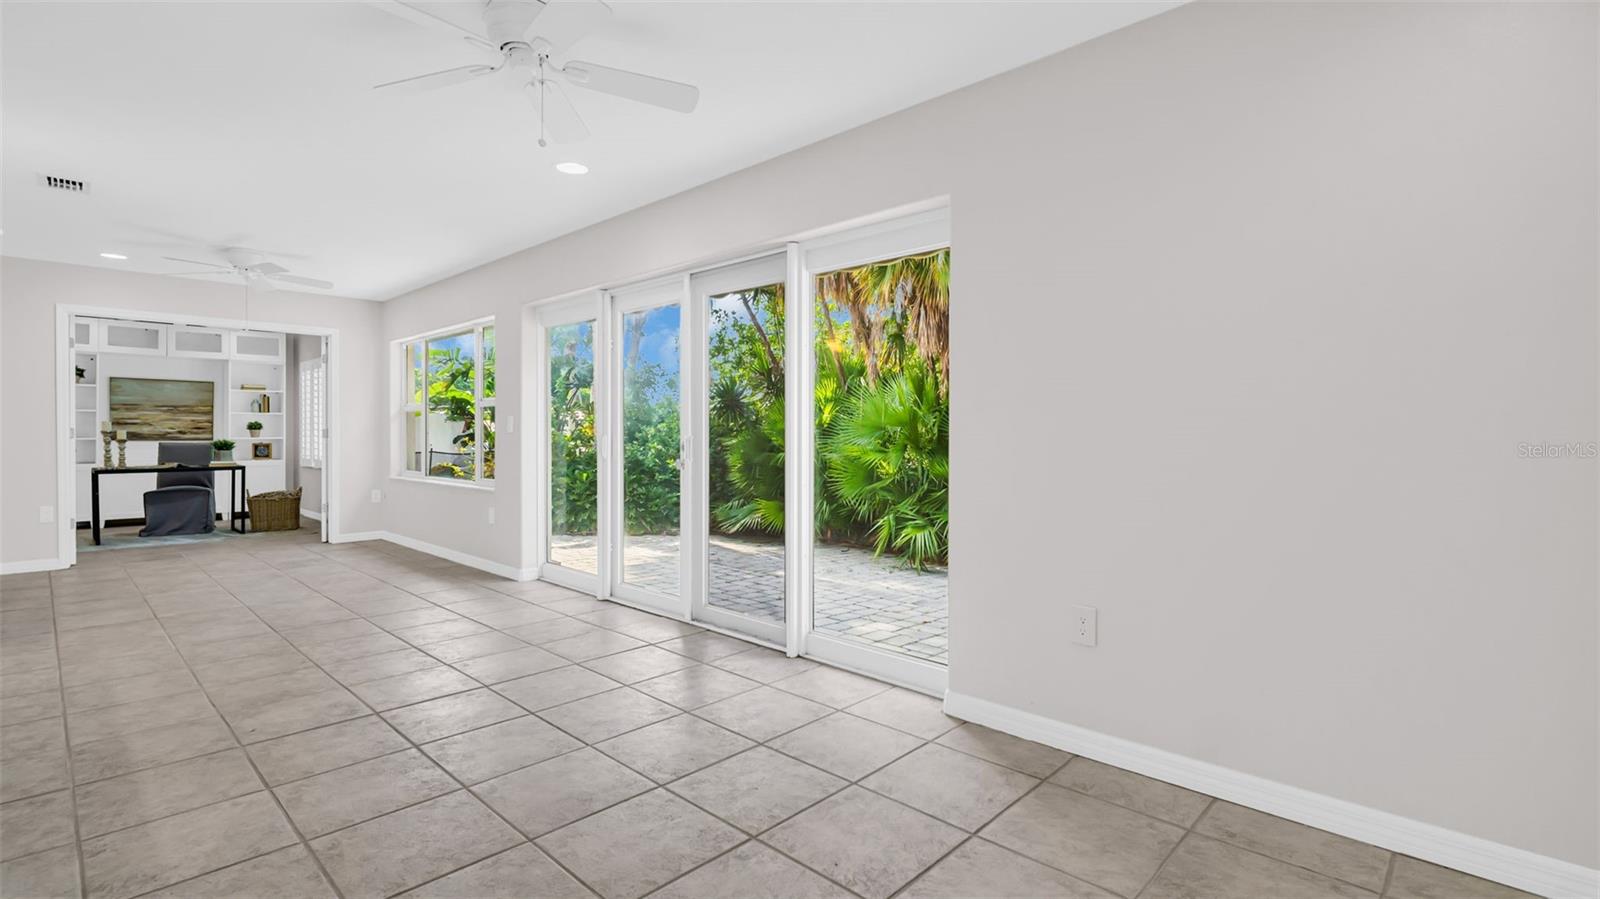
<box><xmin>139</xmin><ymin>442</ymin><xmax>215</xmax><ymax>537</ymax></box>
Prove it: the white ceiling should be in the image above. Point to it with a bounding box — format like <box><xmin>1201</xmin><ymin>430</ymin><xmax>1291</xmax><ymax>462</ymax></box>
<box><xmin>2</xmin><ymin>1</ymin><xmax>1175</xmax><ymax>300</ymax></box>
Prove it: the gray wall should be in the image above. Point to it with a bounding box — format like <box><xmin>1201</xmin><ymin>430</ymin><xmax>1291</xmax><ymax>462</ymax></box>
<box><xmin>375</xmin><ymin>1</ymin><xmax>1597</xmax><ymax>868</ymax></box>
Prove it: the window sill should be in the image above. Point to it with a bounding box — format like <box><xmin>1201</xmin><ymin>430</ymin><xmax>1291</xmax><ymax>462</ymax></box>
<box><xmin>389</xmin><ymin>474</ymin><xmax>495</xmax><ymax>492</ymax></box>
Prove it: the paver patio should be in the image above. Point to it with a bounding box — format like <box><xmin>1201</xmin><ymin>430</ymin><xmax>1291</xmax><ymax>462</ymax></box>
<box><xmin>550</xmin><ymin>535</ymin><xmax>947</xmax><ymax>664</ymax></box>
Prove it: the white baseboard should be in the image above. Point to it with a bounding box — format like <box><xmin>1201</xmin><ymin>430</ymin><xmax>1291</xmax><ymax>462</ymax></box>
<box><xmin>300</xmin><ymin>509</ymin><xmax>323</xmax><ymax>522</ymax></box>
<box><xmin>329</xmin><ymin>529</ymin><xmax>532</xmax><ymax>582</ymax></box>
<box><xmin>0</xmin><ymin>558</ymin><xmax>66</xmax><ymax>575</ymax></box>
<box><xmin>943</xmin><ymin>691</ymin><xmax>1599</xmax><ymax>899</ymax></box>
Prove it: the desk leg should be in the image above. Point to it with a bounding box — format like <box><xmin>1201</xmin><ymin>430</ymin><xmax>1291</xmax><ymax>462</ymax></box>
<box><xmin>91</xmin><ymin>472</ymin><xmax>101</xmax><ymax>546</ymax></box>
<box><xmin>240</xmin><ymin>468</ymin><xmax>248</xmax><ymax>533</ymax></box>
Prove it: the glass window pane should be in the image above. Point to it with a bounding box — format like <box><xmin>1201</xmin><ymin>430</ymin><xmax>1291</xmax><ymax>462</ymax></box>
<box><xmin>481</xmin><ymin>404</ymin><xmax>496</xmax><ymax>480</ymax></box>
<box><xmin>404</xmin><ymin>410</ymin><xmax>423</xmax><ymax>472</ymax></box>
<box><xmin>621</xmin><ymin>304</ymin><xmax>680</xmax><ymax>595</ymax></box>
<box><xmin>549</xmin><ymin>320</ymin><xmax>597</xmax><ymax>573</ymax></box>
<box><xmin>407</xmin><ymin>341</ymin><xmax>424</xmax><ymax>405</ymax></box>
<box><xmin>426</xmin><ymin>331</ymin><xmax>477</xmax><ymax>480</ymax></box>
<box><xmin>708</xmin><ymin>283</ymin><xmax>785</xmax><ymax>624</ymax></box>
<box><xmin>813</xmin><ymin>249</ymin><xmax>949</xmax><ymax>665</ymax></box>
<box><xmin>482</xmin><ymin>325</ymin><xmax>496</xmax><ymax>399</ymax></box>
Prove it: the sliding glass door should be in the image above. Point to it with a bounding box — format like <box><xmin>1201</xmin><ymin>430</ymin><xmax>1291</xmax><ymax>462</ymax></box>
<box><xmin>540</xmin><ymin>296</ymin><xmax>603</xmax><ymax>593</ymax></box>
<box><xmin>688</xmin><ymin>255</ymin><xmax>789</xmax><ymax>643</ymax></box>
<box><xmin>532</xmin><ymin>210</ymin><xmax>949</xmax><ymax>690</ymax></box>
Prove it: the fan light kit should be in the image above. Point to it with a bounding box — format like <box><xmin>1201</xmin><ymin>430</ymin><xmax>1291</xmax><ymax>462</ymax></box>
<box><xmin>369</xmin><ymin>0</ymin><xmax>699</xmax><ymax>146</ymax></box>
<box><xmin>555</xmin><ymin>162</ymin><xmax>588</xmax><ymax>175</ymax></box>
<box><xmin>99</xmin><ymin>252</ymin><xmax>129</xmax><ymax>260</ymax></box>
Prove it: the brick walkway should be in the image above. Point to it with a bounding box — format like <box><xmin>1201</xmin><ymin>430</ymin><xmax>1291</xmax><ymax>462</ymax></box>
<box><xmin>550</xmin><ymin>535</ymin><xmax>948</xmax><ymax>665</ymax></box>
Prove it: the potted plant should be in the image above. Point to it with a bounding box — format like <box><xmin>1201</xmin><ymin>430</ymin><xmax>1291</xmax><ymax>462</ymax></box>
<box><xmin>75</xmin><ymin>366</ymin><xmax>86</xmax><ymax>383</ymax></box>
<box><xmin>246</xmin><ymin>420</ymin><xmax>264</xmax><ymax>438</ymax></box>
<box><xmin>211</xmin><ymin>439</ymin><xmax>236</xmax><ymax>462</ymax></box>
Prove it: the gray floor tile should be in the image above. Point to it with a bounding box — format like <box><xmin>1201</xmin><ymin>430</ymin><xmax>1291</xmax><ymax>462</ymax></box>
<box><xmin>581</xmin><ymin>646</ymin><xmax>699</xmax><ymax>684</ymax></box>
<box><xmin>1052</xmin><ymin>757</ymin><xmax>1211</xmax><ymax>829</ymax></box>
<box><xmin>771</xmin><ymin>666</ymin><xmax>892</xmax><ymax>708</ymax></box>
<box><xmin>935</xmin><ymin>723</ymin><xmax>1072</xmax><ymax>779</ymax></box>
<box><xmin>225</xmin><ymin>686</ymin><xmax>370</xmax><ymax>743</ymax></box>
<box><xmin>275</xmin><ymin>748</ymin><xmax>458</xmax><ymax>836</ymax></box>
<box><xmin>1193</xmin><ymin>801</ymin><xmax>1389</xmax><ymax>891</ymax></box>
<box><xmin>632</xmin><ymin>665</ymin><xmax>761</xmax><ymax>710</ymax></box>
<box><xmin>320</xmin><ymin>648</ymin><xmax>442</xmax><ymax>685</ymax></box>
<box><xmin>1385</xmin><ymin>856</ymin><xmax>1540</xmax><ymax>899</ymax></box>
<box><xmin>1142</xmin><ymin>835</ymin><xmax>1376</xmax><ymax>899</ymax></box>
<box><xmin>310</xmin><ymin>790</ymin><xmax>523</xmax><ymax>899</ymax></box>
<box><xmin>710</xmin><ymin>648</ymin><xmax>818</xmax><ymax>683</ymax></box>
<box><xmin>71</xmin><ymin>717</ymin><xmax>237</xmax><ymax>783</ymax></box>
<box><xmin>74</xmin><ymin>748</ymin><xmax>261</xmax><ymax>838</ymax></box>
<box><xmin>473</xmin><ymin>748</ymin><xmax>653</xmax><ymax>837</ymax></box>
<box><xmin>669</xmin><ymin>746</ymin><xmax>846</xmax><ymax>834</ymax></box>
<box><xmin>348</xmin><ymin>666</ymin><xmax>481</xmax><ymax>711</ymax></box>
<box><xmin>139</xmin><ymin>846</ymin><xmax>337</xmax><ymax>899</ymax></box>
<box><xmin>536</xmin><ymin>789</ymin><xmax>742</xmax><ymax>899</ymax></box>
<box><xmin>844</xmin><ymin>688</ymin><xmax>959</xmax><ymax>740</ymax></box>
<box><xmin>494</xmin><ymin>666</ymin><xmax>621</xmax><ymax>712</ymax></box>
<box><xmin>764</xmin><ymin>786</ymin><xmax>965</xmax><ymax>899</ymax></box>
<box><xmin>900</xmin><ymin>837</ymin><xmax>1117</xmax><ymax>899</ymax></box>
<box><xmin>391</xmin><ymin>619</ymin><xmax>493</xmax><ymax>647</ymax></box>
<box><xmin>0</xmin><ymin>791</ymin><xmax>75</xmax><ymax>862</ymax></box>
<box><xmin>422</xmin><ymin>631</ymin><xmax>528</xmax><ymax>664</ymax></box>
<box><xmin>62</xmin><ymin>669</ymin><xmax>198</xmax><ymax>713</ymax></box>
<box><xmin>298</xmin><ymin>632</ymin><xmax>411</xmax><ymax>664</ymax></box>
<box><xmin>768</xmin><ymin>712</ymin><xmax>924</xmax><ymax>781</ymax></box>
<box><xmin>0</xmin><ymin>845</ymin><xmax>80</xmax><ymax>899</ymax></box>
<box><xmin>502</xmin><ymin>618</ymin><xmax>601</xmax><ymax>645</ymax></box>
<box><xmin>398</xmin><ymin>843</ymin><xmax>595</xmax><ymax>899</ymax></box>
<box><xmin>979</xmin><ymin>782</ymin><xmax>1183</xmax><ymax>897</ymax></box>
<box><xmin>0</xmin><ymin>747</ymin><xmax>70</xmax><ymax>803</ymax></box>
<box><xmin>422</xmin><ymin>715</ymin><xmax>582</xmax><ymax>784</ymax></box>
<box><xmin>80</xmin><ymin>791</ymin><xmax>297</xmax><ymax>899</ymax></box>
<box><xmin>648</xmin><ymin>841</ymin><xmax>852</xmax><ymax>899</ymax></box>
<box><xmin>544</xmin><ymin>629</ymin><xmax>648</xmax><ymax>662</ymax></box>
<box><xmin>67</xmin><ymin>691</ymin><xmax>217</xmax><ymax>743</ymax></box>
<box><xmin>248</xmin><ymin>716</ymin><xmax>411</xmax><ymax>786</ymax></box>
<box><xmin>693</xmin><ymin>687</ymin><xmax>832</xmax><ymax>741</ymax></box>
<box><xmin>862</xmin><ymin>743</ymin><xmax>1038</xmax><ymax>831</ymax></box>
<box><xmin>205</xmin><ymin>667</ymin><xmax>342</xmax><ymax>715</ymax></box>
<box><xmin>594</xmin><ymin>715</ymin><xmax>752</xmax><ymax>783</ymax></box>
<box><xmin>538</xmin><ymin>687</ymin><xmax>679</xmax><ymax>743</ymax></box>
<box><xmin>451</xmin><ymin>646</ymin><xmax>567</xmax><ymax>684</ymax></box>
<box><xmin>656</xmin><ymin>631</ymin><xmax>753</xmax><ymax>663</ymax></box>
<box><xmin>381</xmin><ymin>688</ymin><xmax>525</xmax><ymax>743</ymax></box>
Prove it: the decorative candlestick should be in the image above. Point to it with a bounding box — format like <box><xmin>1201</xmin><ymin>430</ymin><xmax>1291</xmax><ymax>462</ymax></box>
<box><xmin>115</xmin><ymin>434</ymin><xmax>128</xmax><ymax>469</ymax></box>
<box><xmin>100</xmin><ymin>429</ymin><xmax>113</xmax><ymax>468</ymax></box>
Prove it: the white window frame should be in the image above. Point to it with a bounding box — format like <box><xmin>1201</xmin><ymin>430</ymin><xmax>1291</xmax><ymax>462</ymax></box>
<box><xmin>298</xmin><ymin>356</ymin><xmax>326</xmax><ymax>468</ymax></box>
<box><xmin>394</xmin><ymin>318</ymin><xmax>495</xmax><ymax>487</ymax></box>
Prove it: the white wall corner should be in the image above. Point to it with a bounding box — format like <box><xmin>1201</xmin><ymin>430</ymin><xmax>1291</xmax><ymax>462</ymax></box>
<box><xmin>0</xmin><ymin>558</ymin><xmax>66</xmax><ymax>575</ymax></box>
<box><xmin>942</xmin><ymin>691</ymin><xmax>1600</xmax><ymax>899</ymax></box>
<box><xmin>339</xmin><ymin>529</ymin><xmax>530</xmax><ymax>581</ymax></box>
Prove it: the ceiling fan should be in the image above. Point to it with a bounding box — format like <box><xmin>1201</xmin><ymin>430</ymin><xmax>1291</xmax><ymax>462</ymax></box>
<box><xmin>160</xmin><ymin>248</ymin><xmax>334</xmax><ymax>291</ymax></box>
<box><xmin>368</xmin><ymin>0</ymin><xmax>699</xmax><ymax>145</ymax></box>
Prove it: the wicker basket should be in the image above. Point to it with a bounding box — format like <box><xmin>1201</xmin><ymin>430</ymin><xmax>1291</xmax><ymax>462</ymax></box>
<box><xmin>247</xmin><ymin>487</ymin><xmax>302</xmax><ymax>532</ymax></box>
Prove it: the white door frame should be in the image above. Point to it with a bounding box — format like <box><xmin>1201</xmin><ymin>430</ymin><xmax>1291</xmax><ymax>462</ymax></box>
<box><xmin>534</xmin><ymin>293</ymin><xmax>607</xmax><ymax>597</ymax></box>
<box><xmin>688</xmin><ymin>253</ymin><xmax>790</xmax><ymax>646</ymax></box>
<box><xmin>55</xmin><ymin>303</ymin><xmax>343</xmax><ymax>567</ymax></box>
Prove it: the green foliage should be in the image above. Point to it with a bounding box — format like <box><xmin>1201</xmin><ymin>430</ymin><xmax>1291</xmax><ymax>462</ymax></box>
<box><xmin>423</xmin><ymin>337</ymin><xmax>494</xmax><ymax>481</ymax></box>
<box><xmin>211</xmin><ymin>439</ymin><xmax>235</xmax><ymax>451</ymax></box>
<box><xmin>549</xmin><ymin>326</ymin><xmax>597</xmax><ymax>533</ymax></box>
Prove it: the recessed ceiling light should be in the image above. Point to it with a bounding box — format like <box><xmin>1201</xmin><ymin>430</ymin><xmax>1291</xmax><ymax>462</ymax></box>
<box><xmin>555</xmin><ymin>162</ymin><xmax>589</xmax><ymax>175</ymax></box>
<box><xmin>99</xmin><ymin>252</ymin><xmax>128</xmax><ymax>260</ymax></box>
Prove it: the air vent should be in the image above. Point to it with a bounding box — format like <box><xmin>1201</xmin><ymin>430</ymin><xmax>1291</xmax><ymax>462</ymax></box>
<box><xmin>37</xmin><ymin>174</ymin><xmax>90</xmax><ymax>193</ymax></box>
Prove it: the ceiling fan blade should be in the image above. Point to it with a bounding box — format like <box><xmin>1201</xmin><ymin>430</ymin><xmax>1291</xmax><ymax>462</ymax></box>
<box><xmin>153</xmin><ymin>271</ymin><xmax>228</xmax><ymax>277</ymax></box>
<box><xmin>161</xmin><ymin>256</ymin><xmax>230</xmax><ymax>270</ymax></box>
<box><xmin>561</xmin><ymin>60</ymin><xmax>698</xmax><ymax>113</ymax></box>
<box><xmin>364</xmin><ymin>0</ymin><xmax>494</xmax><ymax>49</ymax></box>
<box><xmin>266</xmin><ymin>273</ymin><xmax>335</xmax><ymax>290</ymax></box>
<box><xmin>375</xmin><ymin>63</ymin><xmax>498</xmax><ymax>93</ymax></box>
<box><xmin>532</xmin><ymin>0</ymin><xmax>611</xmax><ymax>52</ymax></box>
<box><xmin>246</xmin><ymin>262</ymin><xmax>288</xmax><ymax>276</ymax></box>
<box><xmin>527</xmin><ymin>80</ymin><xmax>590</xmax><ymax>144</ymax></box>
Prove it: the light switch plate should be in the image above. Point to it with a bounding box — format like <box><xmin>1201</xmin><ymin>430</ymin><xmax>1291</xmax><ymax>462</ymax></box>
<box><xmin>1071</xmin><ymin>605</ymin><xmax>1097</xmax><ymax>647</ymax></box>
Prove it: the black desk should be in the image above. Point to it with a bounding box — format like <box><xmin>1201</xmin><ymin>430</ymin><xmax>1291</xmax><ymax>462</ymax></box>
<box><xmin>89</xmin><ymin>463</ymin><xmax>247</xmax><ymax>545</ymax></box>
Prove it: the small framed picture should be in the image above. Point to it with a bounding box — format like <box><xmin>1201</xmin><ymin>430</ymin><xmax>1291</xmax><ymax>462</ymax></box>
<box><xmin>251</xmin><ymin>442</ymin><xmax>273</xmax><ymax>459</ymax></box>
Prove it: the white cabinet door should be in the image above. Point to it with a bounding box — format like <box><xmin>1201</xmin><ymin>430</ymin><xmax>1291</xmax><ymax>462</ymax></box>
<box><xmin>168</xmin><ymin>326</ymin><xmax>230</xmax><ymax>358</ymax></box>
<box><xmin>100</xmin><ymin>321</ymin><xmax>166</xmax><ymax>355</ymax></box>
<box><xmin>231</xmin><ymin>331</ymin><xmax>285</xmax><ymax>362</ymax></box>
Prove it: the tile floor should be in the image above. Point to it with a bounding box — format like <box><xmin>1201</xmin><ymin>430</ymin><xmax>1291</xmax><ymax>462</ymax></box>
<box><xmin>1</xmin><ymin>525</ymin><xmax>1538</xmax><ymax>899</ymax></box>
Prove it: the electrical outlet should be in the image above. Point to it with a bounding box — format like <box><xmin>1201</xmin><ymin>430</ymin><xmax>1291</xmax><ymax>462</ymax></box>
<box><xmin>39</xmin><ymin>506</ymin><xmax>55</xmax><ymax>524</ymax></box>
<box><xmin>487</xmin><ymin>507</ymin><xmax>495</xmax><ymax>525</ymax></box>
<box><xmin>370</xmin><ymin>490</ymin><xmax>383</xmax><ymax>504</ymax></box>
<box><xmin>504</xmin><ymin>416</ymin><xmax>514</xmax><ymax>434</ymax></box>
<box><xmin>1071</xmin><ymin>605</ymin><xmax>1097</xmax><ymax>647</ymax></box>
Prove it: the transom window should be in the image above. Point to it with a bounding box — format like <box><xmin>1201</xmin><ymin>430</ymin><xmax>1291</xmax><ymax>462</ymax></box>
<box><xmin>398</xmin><ymin>320</ymin><xmax>495</xmax><ymax>483</ymax></box>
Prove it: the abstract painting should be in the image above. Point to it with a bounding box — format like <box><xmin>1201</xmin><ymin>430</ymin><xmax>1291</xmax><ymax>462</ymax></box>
<box><xmin>109</xmin><ymin>377</ymin><xmax>214</xmax><ymax>440</ymax></box>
